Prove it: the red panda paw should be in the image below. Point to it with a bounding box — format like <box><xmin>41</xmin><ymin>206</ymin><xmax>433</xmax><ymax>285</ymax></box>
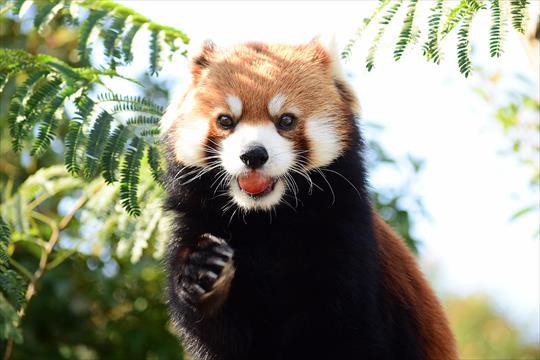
<box><xmin>178</xmin><ymin>234</ymin><xmax>235</xmax><ymax>317</ymax></box>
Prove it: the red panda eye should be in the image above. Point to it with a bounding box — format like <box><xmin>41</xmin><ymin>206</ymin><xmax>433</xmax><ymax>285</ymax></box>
<box><xmin>217</xmin><ymin>114</ymin><xmax>234</xmax><ymax>129</ymax></box>
<box><xmin>277</xmin><ymin>113</ymin><xmax>296</xmax><ymax>130</ymax></box>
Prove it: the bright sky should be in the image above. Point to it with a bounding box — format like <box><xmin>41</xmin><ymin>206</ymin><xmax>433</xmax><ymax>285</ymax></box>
<box><xmin>118</xmin><ymin>0</ymin><xmax>540</xmax><ymax>340</ymax></box>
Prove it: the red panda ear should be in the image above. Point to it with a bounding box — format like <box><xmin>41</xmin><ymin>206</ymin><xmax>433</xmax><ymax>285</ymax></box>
<box><xmin>307</xmin><ymin>36</ymin><xmax>360</xmax><ymax>114</ymax></box>
<box><xmin>306</xmin><ymin>37</ymin><xmax>332</xmax><ymax>67</ymax></box>
<box><xmin>191</xmin><ymin>40</ymin><xmax>216</xmax><ymax>81</ymax></box>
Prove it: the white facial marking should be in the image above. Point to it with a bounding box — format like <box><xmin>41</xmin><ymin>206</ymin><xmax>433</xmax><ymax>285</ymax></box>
<box><xmin>173</xmin><ymin>116</ymin><xmax>209</xmax><ymax>166</ymax></box>
<box><xmin>305</xmin><ymin>115</ymin><xmax>343</xmax><ymax>169</ymax></box>
<box><xmin>219</xmin><ymin>122</ymin><xmax>295</xmax><ymax>210</ymax></box>
<box><xmin>226</xmin><ymin>95</ymin><xmax>242</xmax><ymax>118</ymax></box>
<box><xmin>267</xmin><ymin>94</ymin><xmax>287</xmax><ymax>117</ymax></box>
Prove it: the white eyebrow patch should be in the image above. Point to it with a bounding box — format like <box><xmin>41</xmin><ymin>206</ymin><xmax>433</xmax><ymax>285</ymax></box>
<box><xmin>226</xmin><ymin>95</ymin><xmax>243</xmax><ymax>118</ymax></box>
<box><xmin>268</xmin><ymin>94</ymin><xmax>287</xmax><ymax>117</ymax></box>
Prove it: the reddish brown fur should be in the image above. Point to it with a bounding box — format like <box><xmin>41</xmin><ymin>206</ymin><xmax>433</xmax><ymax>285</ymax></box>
<box><xmin>374</xmin><ymin>214</ymin><xmax>458</xmax><ymax>359</ymax></box>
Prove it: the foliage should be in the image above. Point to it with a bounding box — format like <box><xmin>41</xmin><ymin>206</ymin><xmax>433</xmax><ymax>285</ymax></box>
<box><xmin>446</xmin><ymin>294</ymin><xmax>540</xmax><ymax>358</ymax></box>
<box><xmin>474</xmin><ymin>69</ymin><xmax>540</xmax><ymax>234</ymax></box>
<box><xmin>0</xmin><ymin>0</ymin><xmax>185</xmax><ymax>216</ymax></box>
<box><xmin>343</xmin><ymin>0</ymin><xmax>532</xmax><ymax>77</ymax></box>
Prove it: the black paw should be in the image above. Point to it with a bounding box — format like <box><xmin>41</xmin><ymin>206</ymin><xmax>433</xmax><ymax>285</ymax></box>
<box><xmin>179</xmin><ymin>234</ymin><xmax>234</xmax><ymax>306</ymax></box>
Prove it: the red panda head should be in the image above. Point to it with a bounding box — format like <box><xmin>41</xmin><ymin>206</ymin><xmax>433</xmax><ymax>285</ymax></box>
<box><xmin>162</xmin><ymin>40</ymin><xmax>359</xmax><ymax>211</ymax></box>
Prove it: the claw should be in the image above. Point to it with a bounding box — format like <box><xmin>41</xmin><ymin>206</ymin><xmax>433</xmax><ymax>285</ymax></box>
<box><xmin>206</xmin><ymin>257</ymin><xmax>227</xmax><ymax>268</ymax></box>
<box><xmin>212</xmin><ymin>245</ymin><xmax>233</xmax><ymax>259</ymax></box>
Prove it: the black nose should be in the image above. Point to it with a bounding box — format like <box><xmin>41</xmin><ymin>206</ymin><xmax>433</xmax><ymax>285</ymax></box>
<box><xmin>240</xmin><ymin>146</ymin><xmax>268</xmax><ymax>169</ymax></box>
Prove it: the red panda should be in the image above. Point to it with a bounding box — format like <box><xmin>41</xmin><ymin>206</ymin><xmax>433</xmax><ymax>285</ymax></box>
<box><xmin>162</xmin><ymin>40</ymin><xmax>458</xmax><ymax>360</ymax></box>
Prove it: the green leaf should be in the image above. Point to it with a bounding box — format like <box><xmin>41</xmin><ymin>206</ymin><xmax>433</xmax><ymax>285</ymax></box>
<box><xmin>7</xmin><ymin>70</ymin><xmax>50</xmax><ymax>152</ymax></box>
<box><xmin>31</xmin><ymin>86</ymin><xmax>76</xmax><ymax>156</ymax></box>
<box><xmin>102</xmin><ymin>125</ymin><xmax>129</xmax><ymax>183</ymax></box>
<box><xmin>510</xmin><ymin>0</ymin><xmax>530</xmax><ymax>33</ymax></box>
<box><xmin>511</xmin><ymin>205</ymin><xmax>536</xmax><ymax>220</ymax></box>
<box><xmin>126</xmin><ymin>115</ymin><xmax>160</xmax><ymax>126</ymax></box>
<box><xmin>103</xmin><ymin>15</ymin><xmax>127</xmax><ymax>67</ymax></box>
<box><xmin>149</xmin><ymin>30</ymin><xmax>163</xmax><ymax>76</ymax></box>
<box><xmin>78</xmin><ymin>9</ymin><xmax>107</xmax><ymax>64</ymax></box>
<box><xmin>64</xmin><ymin>120</ymin><xmax>85</xmax><ymax>175</ymax></box>
<box><xmin>394</xmin><ymin>0</ymin><xmax>419</xmax><ymax>61</ymax></box>
<box><xmin>120</xmin><ymin>137</ymin><xmax>145</xmax><ymax>216</ymax></box>
<box><xmin>147</xmin><ymin>146</ymin><xmax>163</xmax><ymax>183</ymax></box>
<box><xmin>422</xmin><ymin>0</ymin><xmax>444</xmax><ymax>63</ymax></box>
<box><xmin>97</xmin><ymin>93</ymin><xmax>164</xmax><ymax>116</ymax></box>
<box><xmin>366</xmin><ymin>0</ymin><xmax>403</xmax><ymax>71</ymax></box>
<box><xmin>341</xmin><ymin>0</ymin><xmax>391</xmax><ymax>60</ymax></box>
<box><xmin>84</xmin><ymin>111</ymin><xmax>113</xmax><ymax>179</ymax></box>
<box><xmin>0</xmin><ymin>216</ymin><xmax>11</xmax><ymax>267</ymax></box>
<box><xmin>122</xmin><ymin>23</ymin><xmax>142</xmax><ymax>63</ymax></box>
<box><xmin>0</xmin><ymin>293</ymin><xmax>23</xmax><ymax>343</ymax></box>
<box><xmin>489</xmin><ymin>0</ymin><xmax>505</xmax><ymax>58</ymax></box>
<box><xmin>441</xmin><ymin>0</ymin><xmax>469</xmax><ymax>38</ymax></box>
<box><xmin>457</xmin><ymin>3</ymin><xmax>481</xmax><ymax>78</ymax></box>
<box><xmin>0</xmin><ymin>268</ymin><xmax>26</xmax><ymax>310</ymax></box>
<box><xmin>15</xmin><ymin>76</ymin><xmax>63</xmax><ymax>151</ymax></box>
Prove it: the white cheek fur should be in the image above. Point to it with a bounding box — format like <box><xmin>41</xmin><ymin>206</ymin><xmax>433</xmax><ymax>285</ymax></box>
<box><xmin>305</xmin><ymin>116</ymin><xmax>344</xmax><ymax>169</ymax></box>
<box><xmin>173</xmin><ymin>116</ymin><xmax>209</xmax><ymax>166</ymax></box>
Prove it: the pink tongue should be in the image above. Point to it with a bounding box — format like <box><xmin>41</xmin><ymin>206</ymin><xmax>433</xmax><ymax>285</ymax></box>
<box><xmin>238</xmin><ymin>171</ymin><xmax>272</xmax><ymax>195</ymax></box>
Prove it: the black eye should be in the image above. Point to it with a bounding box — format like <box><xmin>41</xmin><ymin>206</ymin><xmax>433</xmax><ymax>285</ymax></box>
<box><xmin>217</xmin><ymin>114</ymin><xmax>234</xmax><ymax>129</ymax></box>
<box><xmin>277</xmin><ymin>113</ymin><xmax>296</xmax><ymax>130</ymax></box>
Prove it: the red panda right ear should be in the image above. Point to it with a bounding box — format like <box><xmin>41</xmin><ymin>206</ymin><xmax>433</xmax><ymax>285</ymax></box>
<box><xmin>191</xmin><ymin>40</ymin><xmax>216</xmax><ymax>81</ymax></box>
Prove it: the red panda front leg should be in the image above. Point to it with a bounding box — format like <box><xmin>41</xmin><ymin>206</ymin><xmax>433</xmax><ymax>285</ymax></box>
<box><xmin>176</xmin><ymin>234</ymin><xmax>235</xmax><ymax>317</ymax></box>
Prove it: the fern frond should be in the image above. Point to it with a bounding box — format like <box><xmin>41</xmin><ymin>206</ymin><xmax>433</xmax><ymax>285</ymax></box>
<box><xmin>15</xmin><ymin>76</ymin><xmax>63</xmax><ymax>151</ymax></box>
<box><xmin>341</xmin><ymin>0</ymin><xmax>391</xmax><ymax>60</ymax></box>
<box><xmin>489</xmin><ymin>0</ymin><xmax>505</xmax><ymax>58</ymax></box>
<box><xmin>7</xmin><ymin>70</ymin><xmax>50</xmax><ymax>152</ymax></box>
<box><xmin>97</xmin><ymin>93</ymin><xmax>164</xmax><ymax>116</ymax></box>
<box><xmin>78</xmin><ymin>9</ymin><xmax>107</xmax><ymax>64</ymax></box>
<box><xmin>102</xmin><ymin>125</ymin><xmax>129</xmax><ymax>183</ymax></box>
<box><xmin>31</xmin><ymin>116</ymin><xmax>58</xmax><ymax>157</ymax></box>
<box><xmin>422</xmin><ymin>0</ymin><xmax>444</xmax><ymax>63</ymax></box>
<box><xmin>0</xmin><ymin>268</ymin><xmax>26</xmax><ymax>310</ymax></box>
<box><xmin>138</xmin><ymin>128</ymin><xmax>160</xmax><ymax>137</ymax></box>
<box><xmin>147</xmin><ymin>146</ymin><xmax>163</xmax><ymax>183</ymax></box>
<box><xmin>64</xmin><ymin>120</ymin><xmax>85</xmax><ymax>175</ymax></box>
<box><xmin>32</xmin><ymin>85</ymin><xmax>77</xmax><ymax>156</ymax></box>
<box><xmin>394</xmin><ymin>0</ymin><xmax>419</xmax><ymax>61</ymax></box>
<box><xmin>441</xmin><ymin>0</ymin><xmax>469</xmax><ymax>38</ymax></box>
<box><xmin>510</xmin><ymin>0</ymin><xmax>530</xmax><ymax>33</ymax></box>
<box><xmin>33</xmin><ymin>0</ymin><xmax>65</xmax><ymax>34</ymax></box>
<box><xmin>120</xmin><ymin>137</ymin><xmax>145</xmax><ymax>216</ymax></box>
<box><xmin>121</xmin><ymin>23</ymin><xmax>142</xmax><ymax>63</ymax></box>
<box><xmin>457</xmin><ymin>3</ymin><xmax>482</xmax><ymax>77</ymax></box>
<box><xmin>66</xmin><ymin>93</ymin><xmax>94</xmax><ymax>174</ymax></box>
<box><xmin>103</xmin><ymin>15</ymin><xmax>127</xmax><ymax>67</ymax></box>
<box><xmin>149</xmin><ymin>30</ymin><xmax>163</xmax><ymax>76</ymax></box>
<box><xmin>84</xmin><ymin>111</ymin><xmax>112</xmax><ymax>179</ymax></box>
<box><xmin>0</xmin><ymin>216</ymin><xmax>11</xmax><ymax>267</ymax></box>
<box><xmin>366</xmin><ymin>0</ymin><xmax>403</xmax><ymax>71</ymax></box>
<box><xmin>126</xmin><ymin>115</ymin><xmax>160</xmax><ymax>126</ymax></box>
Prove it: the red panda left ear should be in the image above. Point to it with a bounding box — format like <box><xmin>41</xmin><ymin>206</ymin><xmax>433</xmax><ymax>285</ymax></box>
<box><xmin>306</xmin><ymin>36</ymin><xmax>332</xmax><ymax>67</ymax></box>
<box><xmin>307</xmin><ymin>36</ymin><xmax>360</xmax><ymax>114</ymax></box>
<box><xmin>191</xmin><ymin>40</ymin><xmax>216</xmax><ymax>81</ymax></box>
